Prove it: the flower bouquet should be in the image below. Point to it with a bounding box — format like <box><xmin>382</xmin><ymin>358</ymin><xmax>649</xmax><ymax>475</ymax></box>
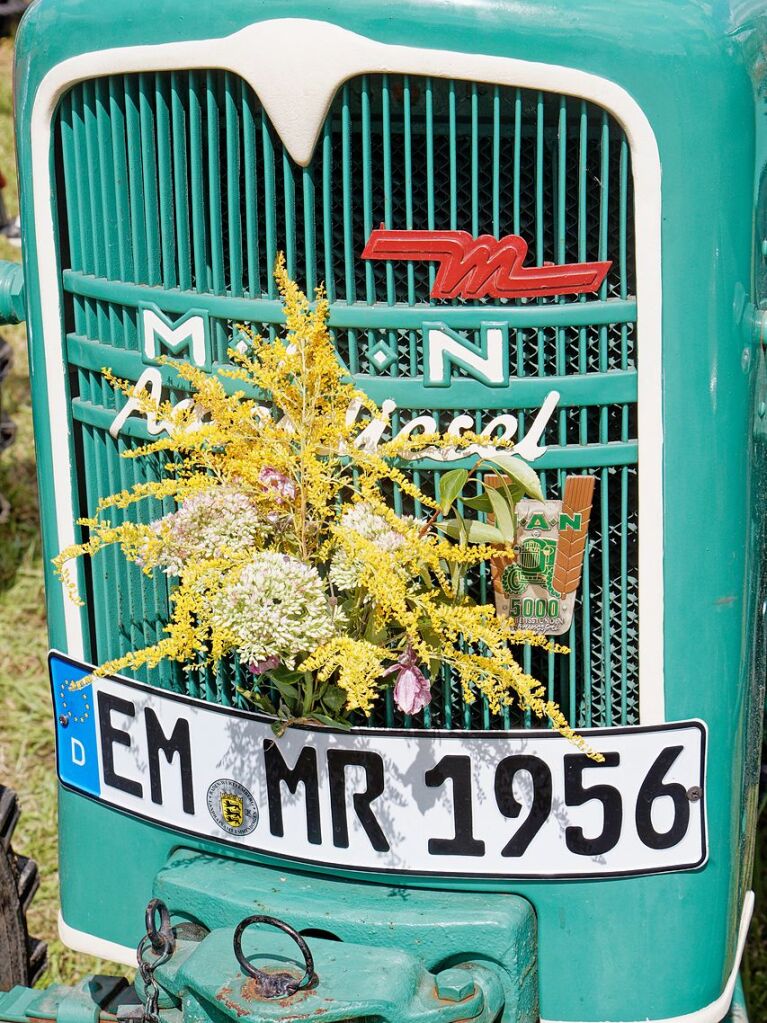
<box><xmin>56</xmin><ymin>258</ymin><xmax>587</xmax><ymax>750</ymax></box>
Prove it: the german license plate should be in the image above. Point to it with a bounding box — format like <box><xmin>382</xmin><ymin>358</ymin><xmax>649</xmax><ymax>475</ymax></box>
<box><xmin>50</xmin><ymin>651</ymin><xmax>707</xmax><ymax>879</ymax></box>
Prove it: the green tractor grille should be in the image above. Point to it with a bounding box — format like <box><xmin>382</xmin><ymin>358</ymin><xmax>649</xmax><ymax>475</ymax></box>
<box><xmin>53</xmin><ymin>69</ymin><xmax>638</xmax><ymax>730</ymax></box>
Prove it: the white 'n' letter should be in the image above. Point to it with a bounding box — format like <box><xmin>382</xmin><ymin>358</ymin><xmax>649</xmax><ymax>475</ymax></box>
<box><xmin>425</xmin><ymin>323</ymin><xmax>508</xmax><ymax>388</ymax></box>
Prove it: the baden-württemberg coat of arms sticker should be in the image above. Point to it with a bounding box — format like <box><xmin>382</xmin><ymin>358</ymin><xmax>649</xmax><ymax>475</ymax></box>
<box><xmin>206</xmin><ymin>778</ymin><xmax>259</xmax><ymax>836</ymax></box>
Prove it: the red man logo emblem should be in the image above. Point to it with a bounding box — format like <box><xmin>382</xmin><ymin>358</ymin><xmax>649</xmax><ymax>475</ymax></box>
<box><xmin>362</xmin><ymin>227</ymin><xmax>611</xmax><ymax>301</ymax></box>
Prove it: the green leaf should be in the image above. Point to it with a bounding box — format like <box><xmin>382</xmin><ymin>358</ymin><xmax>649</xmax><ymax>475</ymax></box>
<box><xmin>322</xmin><ymin>684</ymin><xmax>347</xmax><ymax>713</ymax></box>
<box><xmin>301</xmin><ymin>674</ymin><xmax>315</xmax><ymax>718</ymax></box>
<box><xmin>242</xmin><ymin>690</ymin><xmax>277</xmax><ymax>716</ymax></box>
<box><xmin>485</xmin><ymin>485</ymin><xmax>517</xmax><ymax>542</ymax></box>
<box><xmin>270</xmin><ymin>667</ymin><xmax>306</xmax><ymax>683</ymax></box>
<box><xmin>436</xmin><ymin>518</ymin><xmax>505</xmax><ymax>544</ymax></box>
<box><xmin>450</xmin><ymin>506</ymin><xmax>469</xmax><ymax>544</ymax></box>
<box><xmin>438</xmin><ymin>468</ymin><xmax>469</xmax><ymax>514</ymax></box>
<box><xmin>460</xmin><ymin>493</ymin><xmax>493</xmax><ymax>513</ymax></box>
<box><xmin>484</xmin><ymin>454</ymin><xmax>545</xmax><ymax>501</ymax></box>
<box><xmin>312</xmin><ymin>714</ymin><xmax>353</xmax><ymax>731</ymax></box>
<box><xmin>270</xmin><ymin>678</ymin><xmax>300</xmax><ymax>702</ymax></box>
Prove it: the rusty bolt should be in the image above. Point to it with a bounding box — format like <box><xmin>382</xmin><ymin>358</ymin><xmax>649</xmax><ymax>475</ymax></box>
<box><xmin>687</xmin><ymin>786</ymin><xmax>703</xmax><ymax>802</ymax></box>
<box><xmin>435</xmin><ymin>968</ymin><xmax>475</xmax><ymax>1002</ymax></box>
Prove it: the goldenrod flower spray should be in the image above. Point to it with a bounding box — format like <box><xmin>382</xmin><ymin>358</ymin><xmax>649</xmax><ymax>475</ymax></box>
<box><xmin>55</xmin><ymin>258</ymin><xmax>596</xmax><ymax>757</ymax></box>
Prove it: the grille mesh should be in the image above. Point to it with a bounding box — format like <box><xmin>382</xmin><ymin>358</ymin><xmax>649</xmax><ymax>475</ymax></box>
<box><xmin>55</xmin><ymin>68</ymin><xmax>639</xmax><ymax>729</ymax></box>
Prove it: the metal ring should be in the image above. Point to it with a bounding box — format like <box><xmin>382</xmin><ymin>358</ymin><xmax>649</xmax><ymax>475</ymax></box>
<box><xmin>144</xmin><ymin>899</ymin><xmax>175</xmax><ymax>958</ymax></box>
<box><xmin>232</xmin><ymin>915</ymin><xmax>315</xmax><ymax>997</ymax></box>
<box><xmin>137</xmin><ymin>932</ymin><xmax>173</xmax><ymax>973</ymax></box>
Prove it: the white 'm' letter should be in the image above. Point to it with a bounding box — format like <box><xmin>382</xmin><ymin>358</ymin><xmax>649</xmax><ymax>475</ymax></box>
<box><xmin>142</xmin><ymin>308</ymin><xmax>208</xmax><ymax>368</ymax></box>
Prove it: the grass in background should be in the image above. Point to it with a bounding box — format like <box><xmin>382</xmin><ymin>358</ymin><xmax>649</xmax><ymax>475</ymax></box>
<box><xmin>0</xmin><ymin>35</ymin><xmax>110</xmax><ymax>985</ymax></box>
<box><xmin>0</xmin><ymin>28</ymin><xmax>763</xmax><ymax>1015</ymax></box>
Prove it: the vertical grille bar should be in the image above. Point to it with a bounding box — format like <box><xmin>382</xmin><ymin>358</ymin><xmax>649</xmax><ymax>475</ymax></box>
<box><xmin>302</xmin><ymin>165</ymin><xmax>317</xmax><ymax>296</ymax></box>
<box><xmin>381</xmin><ymin>75</ymin><xmax>397</xmax><ymax>378</ymax></box>
<box><xmin>282</xmin><ymin>147</ymin><xmax>296</xmax><ymax>281</ymax></box>
<box><xmin>81</xmin><ymin>82</ymin><xmax>102</xmax><ymax>279</ymax></box>
<box><xmin>448</xmin><ymin>81</ymin><xmax>457</xmax><ymax>230</ymax></box>
<box><xmin>321</xmin><ymin>121</ymin><xmax>335</xmax><ymax>303</ymax></box>
<box><xmin>513</xmin><ymin>88</ymin><xmax>522</xmax><ymax>236</ymax></box>
<box><xmin>187</xmin><ymin>72</ymin><xmax>208</xmax><ymax>293</ymax></box>
<box><xmin>535</xmin><ymin>92</ymin><xmax>545</xmax><ymax>376</ymax></box>
<box><xmin>170</xmin><ymin>72</ymin><xmax>192</xmax><ymax>292</ymax></box>
<box><xmin>101</xmin><ymin>389</ymin><xmax>134</xmax><ymax>669</ymax></box>
<box><xmin>340</xmin><ymin>85</ymin><xmax>358</xmax><ymax>367</ymax></box>
<box><xmin>403</xmin><ymin>76</ymin><xmax>417</xmax><ymax>374</ymax></box>
<box><xmin>125</xmin><ymin>77</ymin><xmax>148</xmax><ymax>284</ymax></box>
<box><xmin>492</xmin><ymin>86</ymin><xmax>500</xmax><ymax>237</ymax></box>
<box><xmin>206</xmin><ymin>73</ymin><xmax>225</xmax><ymax>302</ymax></box>
<box><xmin>425</xmin><ymin>78</ymin><xmax>436</xmax><ymax>296</ymax></box>
<box><xmin>470</xmin><ymin>82</ymin><xmax>479</xmax><ymax>236</ymax></box>
<box><xmin>114</xmin><ymin>434</ymin><xmax>144</xmax><ymax>665</ymax></box>
<box><xmin>261</xmin><ymin>106</ymin><xmax>277</xmax><ymax>301</ymax></box>
<box><xmin>241</xmin><ymin>77</ymin><xmax>261</xmax><ymax>298</ymax></box>
<box><xmin>225</xmin><ymin>74</ymin><xmax>244</xmax><ymax>298</ymax></box>
<box><xmin>108</xmin><ymin>80</ymin><xmax>133</xmax><ymax>286</ymax></box>
<box><xmin>82</xmin><ymin>83</ymin><xmax>108</xmax><ymax>352</ymax></box>
<box><xmin>96</xmin><ymin>82</ymin><xmax>123</xmax><ymax>360</ymax></box>
<box><xmin>60</xmin><ymin>92</ymin><xmax>84</xmax><ymax>307</ymax></box>
<box><xmin>138</xmin><ymin>75</ymin><xmax>161</xmax><ymax>287</ymax></box>
<box><xmin>361</xmin><ymin>73</ymin><xmax>375</xmax><ymax>329</ymax></box>
<box><xmin>155</xmin><ymin>74</ymin><xmax>177</xmax><ymax>291</ymax></box>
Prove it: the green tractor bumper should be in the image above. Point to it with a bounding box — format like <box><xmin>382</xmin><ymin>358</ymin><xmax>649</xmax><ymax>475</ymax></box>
<box><xmin>0</xmin><ymin>848</ymin><xmax>753</xmax><ymax>1022</ymax></box>
<box><xmin>0</xmin><ymin>849</ymin><xmax>539</xmax><ymax>1022</ymax></box>
<box><xmin>0</xmin><ymin>846</ymin><xmax>753</xmax><ymax>1022</ymax></box>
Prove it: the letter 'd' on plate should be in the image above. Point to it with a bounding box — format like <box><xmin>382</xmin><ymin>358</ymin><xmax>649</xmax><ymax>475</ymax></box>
<box><xmin>50</xmin><ymin>652</ymin><xmax>707</xmax><ymax>879</ymax></box>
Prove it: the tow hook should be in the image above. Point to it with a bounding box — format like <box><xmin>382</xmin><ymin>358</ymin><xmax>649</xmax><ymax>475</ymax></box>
<box><xmin>139</xmin><ymin>899</ymin><xmax>507</xmax><ymax>1022</ymax></box>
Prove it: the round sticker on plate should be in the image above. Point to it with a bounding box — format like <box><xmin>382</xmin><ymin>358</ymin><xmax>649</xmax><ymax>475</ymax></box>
<box><xmin>206</xmin><ymin>778</ymin><xmax>259</xmax><ymax>837</ymax></box>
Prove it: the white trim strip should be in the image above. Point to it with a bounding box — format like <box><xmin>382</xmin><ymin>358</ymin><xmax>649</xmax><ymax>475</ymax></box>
<box><xmin>541</xmin><ymin>890</ymin><xmax>754</xmax><ymax>1023</ymax></box>
<box><xmin>29</xmin><ymin>20</ymin><xmax>664</xmax><ymax>712</ymax></box>
<box><xmin>58</xmin><ymin>910</ymin><xmax>137</xmax><ymax>966</ymax></box>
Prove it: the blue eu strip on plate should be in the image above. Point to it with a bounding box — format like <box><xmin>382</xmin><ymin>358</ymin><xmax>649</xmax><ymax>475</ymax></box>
<box><xmin>50</xmin><ymin>652</ymin><xmax>101</xmax><ymax>797</ymax></box>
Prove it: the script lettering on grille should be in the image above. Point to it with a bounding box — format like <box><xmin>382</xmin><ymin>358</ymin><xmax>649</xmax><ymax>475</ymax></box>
<box><xmin>110</xmin><ymin>367</ymin><xmax>560</xmax><ymax>465</ymax></box>
<box><xmin>362</xmin><ymin>227</ymin><xmax>612</xmax><ymax>300</ymax></box>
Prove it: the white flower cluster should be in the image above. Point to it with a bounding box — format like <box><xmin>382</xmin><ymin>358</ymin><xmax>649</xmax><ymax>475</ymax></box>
<box><xmin>147</xmin><ymin>487</ymin><xmax>264</xmax><ymax>576</ymax></box>
<box><xmin>329</xmin><ymin>503</ymin><xmax>407</xmax><ymax>592</ymax></box>
<box><xmin>211</xmin><ymin>551</ymin><xmax>335</xmax><ymax>667</ymax></box>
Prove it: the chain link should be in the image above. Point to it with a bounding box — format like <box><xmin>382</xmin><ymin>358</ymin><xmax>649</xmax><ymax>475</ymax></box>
<box><xmin>136</xmin><ymin>900</ymin><xmax>176</xmax><ymax>1023</ymax></box>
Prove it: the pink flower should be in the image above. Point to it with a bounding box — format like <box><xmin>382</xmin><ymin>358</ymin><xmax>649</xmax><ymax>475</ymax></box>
<box><xmin>259</xmin><ymin>467</ymin><xmax>296</xmax><ymax>503</ymax></box>
<box><xmin>384</xmin><ymin>647</ymin><xmax>431</xmax><ymax>715</ymax></box>
<box><xmin>249</xmin><ymin>655</ymin><xmax>280</xmax><ymax>676</ymax></box>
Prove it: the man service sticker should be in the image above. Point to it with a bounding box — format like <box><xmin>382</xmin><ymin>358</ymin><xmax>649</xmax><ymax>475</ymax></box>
<box><xmin>490</xmin><ymin>475</ymin><xmax>596</xmax><ymax>636</ymax></box>
<box><xmin>206</xmin><ymin>778</ymin><xmax>259</xmax><ymax>836</ymax></box>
